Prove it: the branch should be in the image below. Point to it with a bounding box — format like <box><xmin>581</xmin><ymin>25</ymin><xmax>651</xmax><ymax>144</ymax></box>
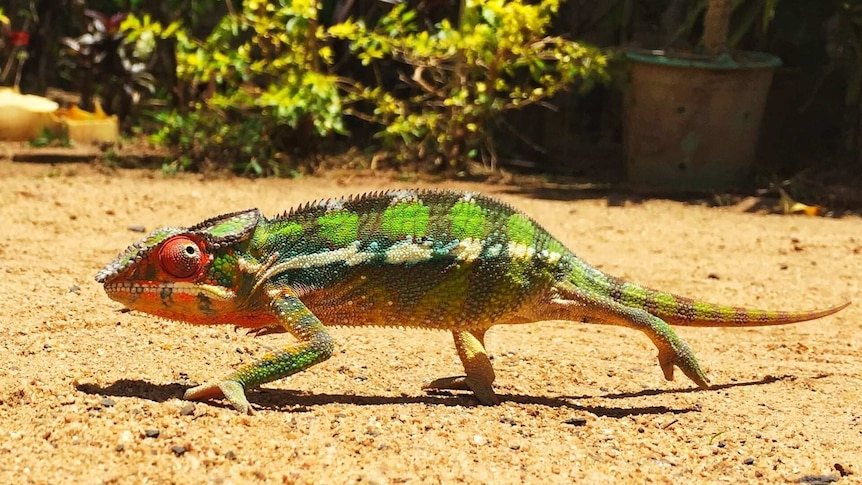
<box><xmin>702</xmin><ymin>0</ymin><xmax>730</xmax><ymax>55</ymax></box>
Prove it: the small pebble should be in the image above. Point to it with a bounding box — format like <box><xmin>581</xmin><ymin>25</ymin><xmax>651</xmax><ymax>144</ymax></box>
<box><xmin>100</xmin><ymin>397</ymin><xmax>115</xmax><ymax>408</ymax></box>
<box><xmin>834</xmin><ymin>463</ymin><xmax>850</xmax><ymax>477</ymax></box>
<box><xmin>564</xmin><ymin>417</ymin><xmax>587</xmax><ymax>426</ymax></box>
<box><xmin>500</xmin><ymin>416</ymin><xmax>518</xmax><ymax>426</ymax></box>
<box><xmin>144</xmin><ymin>429</ymin><xmax>160</xmax><ymax>438</ymax></box>
<box><xmin>743</xmin><ymin>457</ymin><xmax>755</xmax><ymax>465</ymax></box>
<box><xmin>225</xmin><ymin>451</ymin><xmax>237</xmax><ymax>460</ymax></box>
<box><xmin>69</xmin><ymin>285</ymin><xmax>81</xmax><ymax>293</ymax></box>
<box><xmin>798</xmin><ymin>475</ymin><xmax>837</xmax><ymax>485</ymax></box>
<box><xmin>179</xmin><ymin>403</ymin><xmax>195</xmax><ymax>416</ymax></box>
<box><xmin>127</xmin><ymin>225</ymin><xmax>146</xmax><ymax>233</ymax></box>
<box><xmin>170</xmin><ymin>445</ymin><xmax>187</xmax><ymax>456</ymax></box>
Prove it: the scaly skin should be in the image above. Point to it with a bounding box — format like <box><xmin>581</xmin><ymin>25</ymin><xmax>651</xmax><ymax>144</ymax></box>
<box><xmin>96</xmin><ymin>189</ymin><xmax>850</xmax><ymax>413</ymax></box>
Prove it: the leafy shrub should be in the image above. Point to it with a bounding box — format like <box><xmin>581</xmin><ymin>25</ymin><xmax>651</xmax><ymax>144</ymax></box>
<box><xmin>130</xmin><ymin>0</ymin><xmax>607</xmax><ymax>174</ymax></box>
<box><xmin>131</xmin><ymin>0</ymin><xmax>344</xmax><ymax>175</ymax></box>
<box><xmin>331</xmin><ymin>0</ymin><xmax>608</xmax><ymax>170</ymax></box>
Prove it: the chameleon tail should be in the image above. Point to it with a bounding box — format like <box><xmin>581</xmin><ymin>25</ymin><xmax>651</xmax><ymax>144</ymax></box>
<box><xmin>568</xmin><ymin>263</ymin><xmax>850</xmax><ymax>327</ymax></box>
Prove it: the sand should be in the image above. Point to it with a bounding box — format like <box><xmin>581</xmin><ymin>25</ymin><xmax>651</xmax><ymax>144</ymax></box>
<box><xmin>0</xmin><ymin>160</ymin><xmax>859</xmax><ymax>484</ymax></box>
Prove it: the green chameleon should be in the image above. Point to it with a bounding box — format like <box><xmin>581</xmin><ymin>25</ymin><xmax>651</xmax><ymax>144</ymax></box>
<box><xmin>96</xmin><ymin>190</ymin><xmax>849</xmax><ymax>413</ymax></box>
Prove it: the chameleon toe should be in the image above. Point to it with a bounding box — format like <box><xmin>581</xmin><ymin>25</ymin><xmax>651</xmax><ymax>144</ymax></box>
<box><xmin>423</xmin><ymin>376</ymin><xmax>500</xmax><ymax>405</ymax></box>
<box><xmin>185</xmin><ymin>380</ymin><xmax>253</xmax><ymax>414</ymax></box>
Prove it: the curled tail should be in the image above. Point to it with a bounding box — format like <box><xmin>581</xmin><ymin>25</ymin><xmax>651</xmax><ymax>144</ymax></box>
<box><xmin>568</xmin><ymin>263</ymin><xmax>850</xmax><ymax>327</ymax></box>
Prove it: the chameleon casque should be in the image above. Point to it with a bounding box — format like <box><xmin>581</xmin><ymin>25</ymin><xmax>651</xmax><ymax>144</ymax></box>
<box><xmin>96</xmin><ymin>189</ymin><xmax>850</xmax><ymax>413</ymax></box>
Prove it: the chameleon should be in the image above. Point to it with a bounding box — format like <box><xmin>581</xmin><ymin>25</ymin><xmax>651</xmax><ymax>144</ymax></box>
<box><xmin>95</xmin><ymin>189</ymin><xmax>850</xmax><ymax>414</ymax></box>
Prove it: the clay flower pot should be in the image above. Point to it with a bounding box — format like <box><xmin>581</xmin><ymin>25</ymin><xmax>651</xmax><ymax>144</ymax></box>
<box><xmin>623</xmin><ymin>49</ymin><xmax>780</xmax><ymax>191</ymax></box>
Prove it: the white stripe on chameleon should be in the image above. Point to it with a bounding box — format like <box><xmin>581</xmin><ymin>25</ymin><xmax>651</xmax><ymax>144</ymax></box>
<box><xmin>451</xmin><ymin>237</ymin><xmax>484</xmax><ymax>262</ymax></box>
<box><xmin>247</xmin><ymin>234</ymin><xmax>545</xmax><ymax>283</ymax></box>
<box><xmin>507</xmin><ymin>241</ymin><xmax>536</xmax><ymax>260</ymax></box>
<box><xmin>385</xmin><ymin>241</ymin><xmax>434</xmax><ymax>264</ymax></box>
<box><xmin>540</xmin><ymin>249</ymin><xmax>563</xmax><ymax>265</ymax></box>
<box><xmin>265</xmin><ymin>241</ymin><xmax>374</xmax><ymax>273</ymax></box>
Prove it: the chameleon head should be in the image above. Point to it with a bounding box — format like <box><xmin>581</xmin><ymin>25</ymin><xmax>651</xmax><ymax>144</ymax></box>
<box><xmin>95</xmin><ymin>209</ymin><xmax>263</xmax><ymax>325</ymax></box>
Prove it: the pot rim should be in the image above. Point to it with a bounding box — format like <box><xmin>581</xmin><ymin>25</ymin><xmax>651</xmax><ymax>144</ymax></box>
<box><xmin>624</xmin><ymin>49</ymin><xmax>781</xmax><ymax>70</ymax></box>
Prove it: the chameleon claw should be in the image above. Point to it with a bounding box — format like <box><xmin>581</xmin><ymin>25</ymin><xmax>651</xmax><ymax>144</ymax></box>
<box><xmin>680</xmin><ymin>364</ymin><xmax>711</xmax><ymax>390</ymax></box>
<box><xmin>658</xmin><ymin>345</ymin><xmax>711</xmax><ymax>390</ymax></box>
<box><xmin>244</xmin><ymin>325</ymin><xmax>286</xmax><ymax>338</ymax></box>
<box><xmin>423</xmin><ymin>375</ymin><xmax>471</xmax><ymax>392</ymax></box>
<box><xmin>184</xmin><ymin>380</ymin><xmax>253</xmax><ymax>414</ymax></box>
<box><xmin>423</xmin><ymin>375</ymin><xmax>501</xmax><ymax>405</ymax></box>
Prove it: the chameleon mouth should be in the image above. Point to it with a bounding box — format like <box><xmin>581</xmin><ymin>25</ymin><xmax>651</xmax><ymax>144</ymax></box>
<box><xmin>102</xmin><ymin>280</ymin><xmax>243</xmax><ymax>325</ymax></box>
<box><xmin>103</xmin><ymin>280</ymin><xmax>151</xmax><ymax>295</ymax></box>
<box><xmin>103</xmin><ymin>280</ymin><xmax>189</xmax><ymax>295</ymax></box>
<box><xmin>104</xmin><ymin>280</ymin><xmax>236</xmax><ymax>301</ymax></box>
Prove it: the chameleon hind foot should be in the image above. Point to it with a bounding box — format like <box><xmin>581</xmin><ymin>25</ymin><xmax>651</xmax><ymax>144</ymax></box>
<box><xmin>551</xmin><ymin>283</ymin><xmax>712</xmax><ymax>390</ymax></box>
<box><xmin>425</xmin><ymin>329</ymin><xmax>500</xmax><ymax>404</ymax></box>
<box><xmin>184</xmin><ymin>380</ymin><xmax>253</xmax><ymax>414</ymax></box>
<box><xmin>423</xmin><ymin>376</ymin><xmax>500</xmax><ymax>405</ymax></box>
<box><xmin>657</xmin><ymin>344</ymin><xmax>711</xmax><ymax>390</ymax></box>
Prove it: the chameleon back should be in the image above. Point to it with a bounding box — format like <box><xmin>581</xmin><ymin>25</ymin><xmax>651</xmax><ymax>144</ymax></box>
<box><xmin>249</xmin><ymin>190</ymin><xmax>576</xmax><ymax>329</ymax></box>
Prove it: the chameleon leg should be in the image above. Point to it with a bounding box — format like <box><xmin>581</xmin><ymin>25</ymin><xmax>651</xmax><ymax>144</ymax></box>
<box><xmin>423</xmin><ymin>328</ymin><xmax>500</xmax><ymax>405</ymax></box>
<box><xmin>184</xmin><ymin>288</ymin><xmax>334</xmax><ymax>414</ymax></box>
<box><xmin>549</xmin><ymin>283</ymin><xmax>710</xmax><ymax>389</ymax></box>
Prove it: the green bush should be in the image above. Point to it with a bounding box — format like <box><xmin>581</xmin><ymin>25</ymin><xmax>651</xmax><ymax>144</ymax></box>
<box><xmin>130</xmin><ymin>0</ymin><xmax>608</xmax><ymax>174</ymax></box>
<box><xmin>131</xmin><ymin>0</ymin><xmax>344</xmax><ymax>175</ymax></box>
<box><xmin>332</xmin><ymin>0</ymin><xmax>609</xmax><ymax>171</ymax></box>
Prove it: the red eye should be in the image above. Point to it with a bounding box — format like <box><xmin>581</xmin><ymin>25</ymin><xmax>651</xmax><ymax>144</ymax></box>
<box><xmin>158</xmin><ymin>236</ymin><xmax>204</xmax><ymax>278</ymax></box>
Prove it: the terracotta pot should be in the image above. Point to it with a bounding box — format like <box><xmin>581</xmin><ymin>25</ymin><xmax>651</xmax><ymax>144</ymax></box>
<box><xmin>623</xmin><ymin>50</ymin><xmax>780</xmax><ymax>191</ymax></box>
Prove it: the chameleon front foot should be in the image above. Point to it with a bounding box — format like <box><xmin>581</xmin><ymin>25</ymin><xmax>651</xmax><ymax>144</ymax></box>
<box><xmin>423</xmin><ymin>376</ymin><xmax>501</xmax><ymax>405</ymax></box>
<box><xmin>184</xmin><ymin>380</ymin><xmax>253</xmax><ymax>414</ymax></box>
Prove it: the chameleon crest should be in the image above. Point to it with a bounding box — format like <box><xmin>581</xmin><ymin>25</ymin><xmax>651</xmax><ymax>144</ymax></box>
<box><xmin>96</xmin><ymin>189</ymin><xmax>849</xmax><ymax>414</ymax></box>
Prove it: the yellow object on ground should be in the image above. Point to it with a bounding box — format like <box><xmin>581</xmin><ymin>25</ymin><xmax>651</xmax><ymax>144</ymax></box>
<box><xmin>0</xmin><ymin>89</ymin><xmax>119</xmax><ymax>144</ymax></box>
<box><xmin>0</xmin><ymin>88</ymin><xmax>59</xmax><ymax>141</ymax></box>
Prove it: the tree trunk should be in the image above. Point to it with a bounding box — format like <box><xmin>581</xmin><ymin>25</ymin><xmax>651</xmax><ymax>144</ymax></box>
<box><xmin>702</xmin><ymin>0</ymin><xmax>731</xmax><ymax>55</ymax></box>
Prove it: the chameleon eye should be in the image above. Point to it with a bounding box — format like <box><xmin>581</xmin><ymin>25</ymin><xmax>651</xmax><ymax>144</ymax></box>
<box><xmin>158</xmin><ymin>236</ymin><xmax>204</xmax><ymax>278</ymax></box>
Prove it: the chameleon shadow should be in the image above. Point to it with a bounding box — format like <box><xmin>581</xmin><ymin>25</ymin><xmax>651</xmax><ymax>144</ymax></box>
<box><xmin>77</xmin><ymin>380</ymin><xmax>188</xmax><ymax>403</ymax></box>
<box><xmin>568</xmin><ymin>374</ymin><xmax>795</xmax><ymax>401</ymax></box>
<box><xmin>77</xmin><ymin>379</ymin><xmax>702</xmax><ymax>418</ymax></box>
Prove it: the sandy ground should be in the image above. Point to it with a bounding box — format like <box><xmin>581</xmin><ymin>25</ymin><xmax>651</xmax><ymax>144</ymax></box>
<box><xmin>0</xmin><ymin>159</ymin><xmax>860</xmax><ymax>484</ymax></box>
